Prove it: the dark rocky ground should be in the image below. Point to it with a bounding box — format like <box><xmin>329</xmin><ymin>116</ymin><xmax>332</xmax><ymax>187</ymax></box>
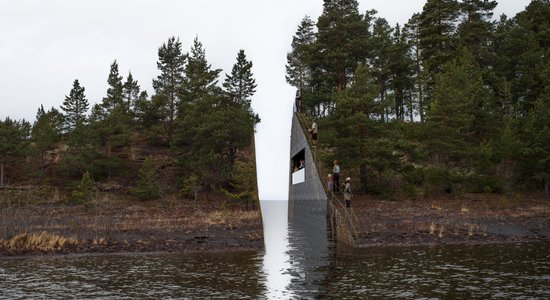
<box><xmin>0</xmin><ymin>197</ymin><xmax>263</xmax><ymax>256</ymax></box>
<box><xmin>350</xmin><ymin>193</ymin><xmax>550</xmax><ymax>247</ymax></box>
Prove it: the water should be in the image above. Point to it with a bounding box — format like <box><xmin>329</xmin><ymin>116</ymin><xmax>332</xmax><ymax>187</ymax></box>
<box><xmin>1</xmin><ymin>201</ymin><xmax>549</xmax><ymax>299</ymax></box>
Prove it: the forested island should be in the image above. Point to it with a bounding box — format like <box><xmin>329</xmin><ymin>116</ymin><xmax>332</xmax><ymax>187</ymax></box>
<box><xmin>0</xmin><ymin>37</ymin><xmax>261</xmax><ymax>255</ymax></box>
<box><xmin>288</xmin><ymin>0</ymin><xmax>549</xmax><ymax>245</ymax></box>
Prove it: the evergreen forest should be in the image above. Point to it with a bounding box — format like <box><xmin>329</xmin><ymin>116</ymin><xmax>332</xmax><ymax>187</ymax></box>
<box><xmin>0</xmin><ymin>37</ymin><xmax>259</xmax><ymax>204</ymax></box>
<box><xmin>287</xmin><ymin>0</ymin><xmax>550</xmax><ymax>200</ymax></box>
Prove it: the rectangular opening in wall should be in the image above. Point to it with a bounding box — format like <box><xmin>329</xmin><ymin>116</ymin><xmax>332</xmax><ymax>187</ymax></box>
<box><xmin>291</xmin><ymin>149</ymin><xmax>305</xmax><ymax>185</ymax></box>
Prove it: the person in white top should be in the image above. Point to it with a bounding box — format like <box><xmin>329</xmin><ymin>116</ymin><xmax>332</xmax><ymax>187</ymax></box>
<box><xmin>310</xmin><ymin>121</ymin><xmax>318</xmax><ymax>146</ymax></box>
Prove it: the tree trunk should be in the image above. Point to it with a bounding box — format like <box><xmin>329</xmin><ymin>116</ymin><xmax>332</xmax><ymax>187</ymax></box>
<box><xmin>360</xmin><ymin>163</ymin><xmax>367</xmax><ymax>194</ymax></box>
<box><xmin>545</xmin><ymin>174</ymin><xmax>549</xmax><ymax>201</ymax></box>
<box><xmin>408</xmin><ymin>94</ymin><xmax>414</xmax><ymax>122</ymax></box>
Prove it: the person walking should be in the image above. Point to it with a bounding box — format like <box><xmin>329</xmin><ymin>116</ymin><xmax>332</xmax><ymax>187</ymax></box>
<box><xmin>333</xmin><ymin>160</ymin><xmax>340</xmax><ymax>192</ymax></box>
<box><xmin>343</xmin><ymin>177</ymin><xmax>352</xmax><ymax>207</ymax></box>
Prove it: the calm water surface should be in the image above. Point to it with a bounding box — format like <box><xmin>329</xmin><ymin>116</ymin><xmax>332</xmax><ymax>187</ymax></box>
<box><xmin>0</xmin><ymin>201</ymin><xmax>548</xmax><ymax>299</ymax></box>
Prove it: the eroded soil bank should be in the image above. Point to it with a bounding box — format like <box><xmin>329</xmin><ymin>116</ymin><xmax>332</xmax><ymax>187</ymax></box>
<box><xmin>0</xmin><ymin>197</ymin><xmax>263</xmax><ymax>257</ymax></box>
<box><xmin>351</xmin><ymin>193</ymin><xmax>550</xmax><ymax>247</ymax></box>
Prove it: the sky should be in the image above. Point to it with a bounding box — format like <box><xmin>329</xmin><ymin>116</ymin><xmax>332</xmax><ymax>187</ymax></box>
<box><xmin>0</xmin><ymin>0</ymin><xmax>531</xmax><ymax>200</ymax></box>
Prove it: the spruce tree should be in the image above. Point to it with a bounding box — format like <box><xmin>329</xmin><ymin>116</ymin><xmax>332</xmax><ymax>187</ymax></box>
<box><xmin>223</xmin><ymin>50</ymin><xmax>257</xmax><ymax>107</ymax></box>
<box><xmin>130</xmin><ymin>156</ymin><xmax>160</xmax><ymax>200</ymax></box>
<box><xmin>182</xmin><ymin>37</ymin><xmax>222</xmax><ymax>104</ymax></box>
<box><xmin>60</xmin><ymin>79</ymin><xmax>89</xmax><ymax>132</ymax></box>
<box><xmin>123</xmin><ymin>71</ymin><xmax>140</xmax><ymax>116</ymax></box>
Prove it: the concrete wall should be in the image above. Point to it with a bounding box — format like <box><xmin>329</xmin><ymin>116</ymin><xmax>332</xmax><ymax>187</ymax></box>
<box><xmin>288</xmin><ymin>113</ymin><xmax>356</xmax><ymax>246</ymax></box>
<box><xmin>288</xmin><ymin>114</ymin><xmax>327</xmax><ymax>232</ymax></box>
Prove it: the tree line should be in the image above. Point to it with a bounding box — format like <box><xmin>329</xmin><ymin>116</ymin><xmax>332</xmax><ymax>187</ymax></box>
<box><xmin>0</xmin><ymin>36</ymin><xmax>259</xmax><ymax>203</ymax></box>
<box><xmin>287</xmin><ymin>0</ymin><xmax>550</xmax><ymax>200</ymax></box>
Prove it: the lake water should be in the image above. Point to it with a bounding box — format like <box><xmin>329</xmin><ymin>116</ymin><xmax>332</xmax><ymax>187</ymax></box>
<box><xmin>1</xmin><ymin>200</ymin><xmax>549</xmax><ymax>299</ymax></box>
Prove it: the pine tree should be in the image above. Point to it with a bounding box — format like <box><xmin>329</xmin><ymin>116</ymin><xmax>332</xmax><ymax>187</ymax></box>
<box><xmin>60</xmin><ymin>79</ymin><xmax>89</xmax><ymax>132</ymax></box>
<box><xmin>418</xmin><ymin>0</ymin><xmax>460</xmax><ymax>97</ymax></box>
<box><xmin>404</xmin><ymin>13</ymin><xmax>428</xmax><ymax>122</ymax></box>
<box><xmin>31</xmin><ymin>105</ymin><xmax>64</xmax><ymax>172</ymax></box>
<box><xmin>457</xmin><ymin>0</ymin><xmax>497</xmax><ymax>67</ymax></box>
<box><xmin>91</xmin><ymin>60</ymin><xmax>131</xmax><ymax>176</ymax></box>
<box><xmin>223</xmin><ymin>50</ymin><xmax>257</xmax><ymax>107</ymax></box>
<box><xmin>389</xmin><ymin>24</ymin><xmax>415</xmax><ymax>121</ymax></box>
<box><xmin>520</xmin><ymin>61</ymin><xmax>550</xmax><ymax>200</ymax></box>
<box><xmin>0</xmin><ymin>118</ymin><xmax>31</xmax><ymax>186</ymax></box>
<box><xmin>427</xmin><ymin>52</ymin><xmax>491</xmax><ymax>166</ymax></box>
<box><xmin>369</xmin><ymin>17</ymin><xmax>394</xmax><ymax>121</ymax></box>
<box><xmin>152</xmin><ymin>36</ymin><xmax>187</xmax><ymax>144</ymax></box>
<box><xmin>286</xmin><ymin>16</ymin><xmax>316</xmax><ymax>90</ymax></box>
<box><xmin>315</xmin><ymin>0</ymin><xmax>369</xmax><ymax>91</ymax></box>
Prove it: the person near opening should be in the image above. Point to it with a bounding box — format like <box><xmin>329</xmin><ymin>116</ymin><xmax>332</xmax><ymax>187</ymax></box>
<box><xmin>298</xmin><ymin>159</ymin><xmax>305</xmax><ymax>170</ymax></box>
<box><xmin>333</xmin><ymin>160</ymin><xmax>340</xmax><ymax>192</ymax></box>
<box><xmin>343</xmin><ymin>177</ymin><xmax>352</xmax><ymax>207</ymax></box>
<box><xmin>327</xmin><ymin>174</ymin><xmax>333</xmax><ymax>193</ymax></box>
<box><xmin>310</xmin><ymin>120</ymin><xmax>318</xmax><ymax>147</ymax></box>
<box><xmin>295</xmin><ymin>90</ymin><xmax>302</xmax><ymax>113</ymax></box>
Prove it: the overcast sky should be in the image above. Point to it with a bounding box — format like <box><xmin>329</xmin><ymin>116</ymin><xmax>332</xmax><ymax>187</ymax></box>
<box><xmin>0</xmin><ymin>0</ymin><xmax>531</xmax><ymax>200</ymax></box>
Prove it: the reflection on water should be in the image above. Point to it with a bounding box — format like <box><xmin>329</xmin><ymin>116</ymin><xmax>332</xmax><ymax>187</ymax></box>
<box><xmin>260</xmin><ymin>200</ymin><xmax>293</xmax><ymax>299</ymax></box>
<box><xmin>0</xmin><ymin>251</ymin><xmax>264</xmax><ymax>299</ymax></box>
<box><xmin>0</xmin><ymin>200</ymin><xmax>549</xmax><ymax>299</ymax></box>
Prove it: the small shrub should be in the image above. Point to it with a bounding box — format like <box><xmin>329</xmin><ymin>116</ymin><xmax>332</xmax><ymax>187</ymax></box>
<box><xmin>130</xmin><ymin>156</ymin><xmax>160</xmax><ymax>201</ymax></box>
<box><xmin>404</xmin><ymin>184</ymin><xmax>418</xmax><ymax>198</ymax></box>
<box><xmin>70</xmin><ymin>171</ymin><xmax>94</xmax><ymax>204</ymax></box>
<box><xmin>180</xmin><ymin>174</ymin><xmax>199</xmax><ymax>200</ymax></box>
<box><xmin>404</xmin><ymin>166</ymin><xmax>425</xmax><ymax>185</ymax></box>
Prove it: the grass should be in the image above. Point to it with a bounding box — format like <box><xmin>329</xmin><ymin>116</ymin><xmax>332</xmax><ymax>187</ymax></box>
<box><xmin>1</xmin><ymin>231</ymin><xmax>79</xmax><ymax>252</ymax></box>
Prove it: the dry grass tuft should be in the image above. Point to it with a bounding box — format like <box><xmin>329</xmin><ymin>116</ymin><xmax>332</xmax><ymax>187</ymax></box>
<box><xmin>429</xmin><ymin>222</ymin><xmax>436</xmax><ymax>235</ymax></box>
<box><xmin>1</xmin><ymin>231</ymin><xmax>79</xmax><ymax>252</ymax></box>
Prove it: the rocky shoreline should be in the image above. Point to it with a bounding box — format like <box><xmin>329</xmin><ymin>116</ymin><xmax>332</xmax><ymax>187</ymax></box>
<box><xmin>0</xmin><ymin>198</ymin><xmax>263</xmax><ymax>257</ymax></box>
<box><xmin>351</xmin><ymin>193</ymin><xmax>550</xmax><ymax>247</ymax></box>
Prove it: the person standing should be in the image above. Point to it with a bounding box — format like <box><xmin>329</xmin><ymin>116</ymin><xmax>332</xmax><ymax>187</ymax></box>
<box><xmin>310</xmin><ymin>120</ymin><xmax>318</xmax><ymax>147</ymax></box>
<box><xmin>327</xmin><ymin>174</ymin><xmax>333</xmax><ymax>193</ymax></box>
<box><xmin>333</xmin><ymin>160</ymin><xmax>340</xmax><ymax>192</ymax></box>
<box><xmin>344</xmin><ymin>177</ymin><xmax>352</xmax><ymax>207</ymax></box>
<box><xmin>295</xmin><ymin>90</ymin><xmax>302</xmax><ymax>113</ymax></box>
